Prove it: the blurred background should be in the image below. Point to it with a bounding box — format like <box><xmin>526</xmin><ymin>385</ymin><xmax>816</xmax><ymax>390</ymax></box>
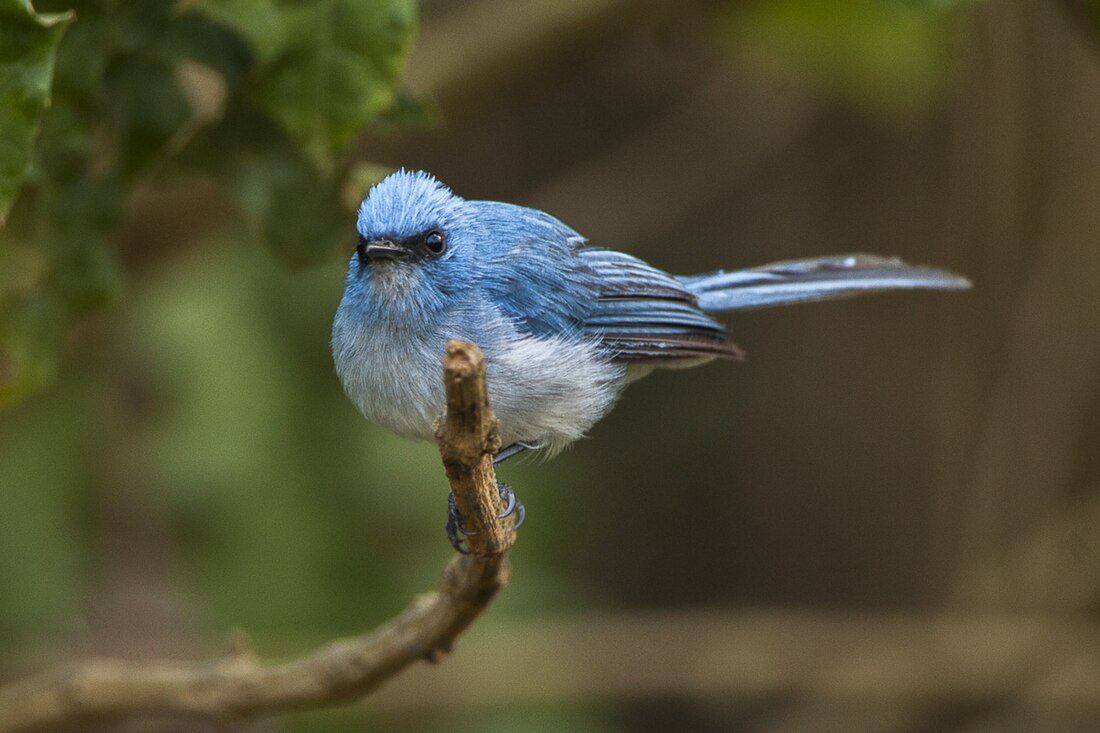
<box><xmin>3</xmin><ymin>0</ymin><xmax>1100</xmax><ymax>730</ymax></box>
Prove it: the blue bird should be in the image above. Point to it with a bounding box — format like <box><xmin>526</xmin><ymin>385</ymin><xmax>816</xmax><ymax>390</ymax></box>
<box><xmin>332</xmin><ymin>170</ymin><xmax>969</xmax><ymax>545</ymax></box>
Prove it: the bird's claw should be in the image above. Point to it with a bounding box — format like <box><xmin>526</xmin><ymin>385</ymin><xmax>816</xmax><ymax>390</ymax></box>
<box><xmin>446</xmin><ymin>482</ymin><xmax>525</xmax><ymax>553</ymax></box>
<box><xmin>496</xmin><ymin>482</ymin><xmax>526</xmax><ymax>529</ymax></box>
<box><xmin>446</xmin><ymin>493</ymin><xmax>475</xmax><ymax>553</ymax></box>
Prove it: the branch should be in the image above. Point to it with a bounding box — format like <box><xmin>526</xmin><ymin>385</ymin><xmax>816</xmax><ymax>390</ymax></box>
<box><xmin>0</xmin><ymin>340</ymin><xmax>516</xmax><ymax>732</ymax></box>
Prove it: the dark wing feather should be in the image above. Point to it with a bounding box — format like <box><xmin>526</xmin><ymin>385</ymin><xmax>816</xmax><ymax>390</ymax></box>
<box><xmin>578</xmin><ymin>248</ymin><xmax>742</xmax><ymax>363</ymax></box>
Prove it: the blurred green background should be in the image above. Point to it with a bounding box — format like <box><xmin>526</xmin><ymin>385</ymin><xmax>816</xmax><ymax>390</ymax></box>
<box><xmin>4</xmin><ymin>0</ymin><xmax>1100</xmax><ymax>730</ymax></box>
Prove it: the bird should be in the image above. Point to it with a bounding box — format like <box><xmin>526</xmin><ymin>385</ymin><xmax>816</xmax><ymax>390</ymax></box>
<box><xmin>331</xmin><ymin>170</ymin><xmax>969</xmax><ymax>546</ymax></box>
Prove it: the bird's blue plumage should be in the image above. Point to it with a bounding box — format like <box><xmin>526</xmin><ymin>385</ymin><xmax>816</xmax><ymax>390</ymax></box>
<box><xmin>470</xmin><ymin>201</ymin><xmax>595</xmax><ymax>339</ymax></box>
<box><xmin>333</xmin><ymin>170</ymin><xmax>969</xmax><ymax>454</ymax></box>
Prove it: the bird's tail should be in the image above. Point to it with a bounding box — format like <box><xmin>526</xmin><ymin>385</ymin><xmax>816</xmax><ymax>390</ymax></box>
<box><xmin>679</xmin><ymin>254</ymin><xmax>971</xmax><ymax>312</ymax></box>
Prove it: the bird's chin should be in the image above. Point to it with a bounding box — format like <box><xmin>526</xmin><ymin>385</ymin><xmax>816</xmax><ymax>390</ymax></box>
<box><xmin>368</xmin><ymin>260</ymin><xmax>421</xmax><ymax>299</ymax></box>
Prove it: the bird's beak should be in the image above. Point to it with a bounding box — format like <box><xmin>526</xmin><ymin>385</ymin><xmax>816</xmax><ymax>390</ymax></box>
<box><xmin>362</xmin><ymin>240</ymin><xmax>408</xmax><ymax>261</ymax></box>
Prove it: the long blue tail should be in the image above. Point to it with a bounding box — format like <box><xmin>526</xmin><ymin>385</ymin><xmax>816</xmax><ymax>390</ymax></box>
<box><xmin>679</xmin><ymin>254</ymin><xmax>971</xmax><ymax>312</ymax></box>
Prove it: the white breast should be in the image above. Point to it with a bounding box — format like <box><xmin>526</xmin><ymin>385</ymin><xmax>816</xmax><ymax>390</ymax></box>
<box><xmin>332</xmin><ymin>296</ymin><xmax>625</xmax><ymax>455</ymax></box>
<box><xmin>479</xmin><ymin>334</ymin><xmax>626</xmax><ymax>455</ymax></box>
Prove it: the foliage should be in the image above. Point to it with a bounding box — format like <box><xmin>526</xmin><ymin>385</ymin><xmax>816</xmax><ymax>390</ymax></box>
<box><xmin>0</xmin><ymin>0</ymin><xmax>417</xmax><ymax>407</ymax></box>
<box><xmin>0</xmin><ymin>0</ymin><xmax>71</xmax><ymax>223</ymax></box>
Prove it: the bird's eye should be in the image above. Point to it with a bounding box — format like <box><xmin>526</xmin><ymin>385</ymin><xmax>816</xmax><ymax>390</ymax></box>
<box><xmin>356</xmin><ymin>235</ymin><xmax>369</xmax><ymax>264</ymax></box>
<box><xmin>424</xmin><ymin>230</ymin><xmax>446</xmax><ymax>255</ymax></box>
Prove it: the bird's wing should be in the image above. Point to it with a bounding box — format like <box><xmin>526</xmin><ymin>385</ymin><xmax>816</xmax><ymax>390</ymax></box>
<box><xmin>577</xmin><ymin>248</ymin><xmax>742</xmax><ymax>363</ymax></box>
<box><xmin>475</xmin><ymin>202</ymin><xmax>598</xmax><ymax>338</ymax></box>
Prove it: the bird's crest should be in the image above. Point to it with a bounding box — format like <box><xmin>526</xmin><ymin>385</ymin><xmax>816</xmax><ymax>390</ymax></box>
<box><xmin>357</xmin><ymin>170</ymin><xmax>464</xmax><ymax>241</ymax></box>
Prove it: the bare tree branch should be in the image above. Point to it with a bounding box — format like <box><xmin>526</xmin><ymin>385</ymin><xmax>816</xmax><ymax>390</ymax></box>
<box><xmin>0</xmin><ymin>339</ymin><xmax>516</xmax><ymax>732</ymax></box>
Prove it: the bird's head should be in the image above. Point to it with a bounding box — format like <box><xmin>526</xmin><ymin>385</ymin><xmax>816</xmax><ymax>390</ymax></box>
<box><xmin>346</xmin><ymin>170</ymin><xmax>481</xmax><ymax>312</ymax></box>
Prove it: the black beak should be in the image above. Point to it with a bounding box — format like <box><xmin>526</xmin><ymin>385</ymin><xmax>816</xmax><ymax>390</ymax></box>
<box><xmin>358</xmin><ymin>238</ymin><xmax>408</xmax><ymax>265</ymax></box>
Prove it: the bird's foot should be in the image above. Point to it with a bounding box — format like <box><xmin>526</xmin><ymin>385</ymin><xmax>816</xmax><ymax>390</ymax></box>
<box><xmin>494</xmin><ymin>440</ymin><xmax>542</xmax><ymax>465</ymax></box>
<box><xmin>446</xmin><ymin>482</ymin><xmax>526</xmax><ymax>553</ymax></box>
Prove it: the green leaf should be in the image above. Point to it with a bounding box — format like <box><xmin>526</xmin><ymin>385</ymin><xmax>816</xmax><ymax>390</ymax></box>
<box><xmin>35</xmin><ymin>176</ymin><xmax>123</xmax><ymax>313</ymax></box>
<box><xmin>1</xmin><ymin>0</ymin><xmax>421</xmax><ymax>409</ymax></box>
<box><xmin>0</xmin><ymin>0</ymin><xmax>73</xmax><ymax>223</ymax></box>
<box><xmin>102</xmin><ymin>54</ymin><xmax>196</xmax><ymax>178</ymax></box>
<box><xmin>181</xmin><ymin>101</ymin><xmax>347</xmax><ymax>267</ymax></box>
<box><xmin>193</xmin><ymin>0</ymin><xmax>417</xmax><ymax>169</ymax></box>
